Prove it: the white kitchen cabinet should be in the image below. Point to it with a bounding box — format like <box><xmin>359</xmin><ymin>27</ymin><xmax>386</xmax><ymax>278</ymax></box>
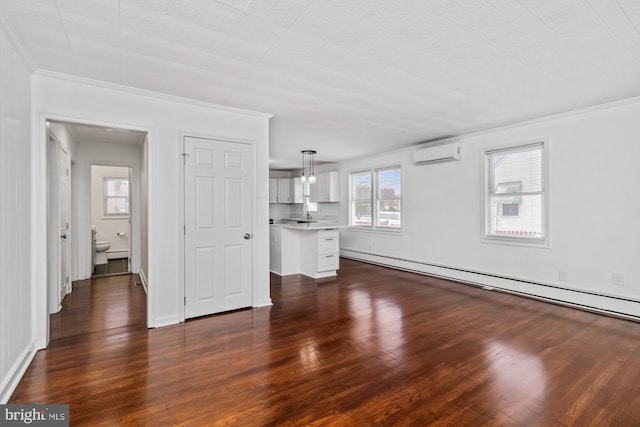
<box><xmin>290</xmin><ymin>177</ymin><xmax>304</xmax><ymax>203</ymax></box>
<box><xmin>300</xmin><ymin>228</ymin><xmax>340</xmax><ymax>278</ymax></box>
<box><xmin>277</xmin><ymin>178</ymin><xmax>291</xmax><ymax>203</ymax></box>
<box><xmin>270</xmin><ymin>225</ymin><xmax>341</xmax><ymax>279</ymax></box>
<box><xmin>309</xmin><ymin>171</ymin><xmax>339</xmax><ymax>203</ymax></box>
<box><xmin>269</xmin><ymin>179</ymin><xmax>278</xmax><ymax>203</ymax></box>
<box><xmin>269</xmin><ymin>177</ymin><xmax>304</xmax><ymax>204</ymax></box>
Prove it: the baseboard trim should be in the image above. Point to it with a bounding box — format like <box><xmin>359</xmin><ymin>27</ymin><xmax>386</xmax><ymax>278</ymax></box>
<box><xmin>0</xmin><ymin>341</ymin><xmax>37</xmax><ymax>404</ymax></box>
<box><xmin>340</xmin><ymin>248</ymin><xmax>640</xmax><ymax>321</ymax></box>
<box><xmin>253</xmin><ymin>298</ymin><xmax>273</xmax><ymax>308</ymax></box>
<box><xmin>153</xmin><ymin>315</ymin><xmax>182</xmax><ymax>328</ymax></box>
<box><xmin>139</xmin><ymin>269</ymin><xmax>148</xmax><ymax>295</ymax></box>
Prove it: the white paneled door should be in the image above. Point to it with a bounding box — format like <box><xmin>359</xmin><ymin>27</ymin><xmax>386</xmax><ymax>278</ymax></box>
<box><xmin>184</xmin><ymin>136</ymin><xmax>253</xmax><ymax>318</ymax></box>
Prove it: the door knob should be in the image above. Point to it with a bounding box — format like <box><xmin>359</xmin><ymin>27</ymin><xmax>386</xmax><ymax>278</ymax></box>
<box><xmin>61</xmin><ymin>234</ymin><xmax>67</xmax><ymax>239</ymax></box>
<box><xmin>243</xmin><ymin>233</ymin><xmax>252</xmax><ymax>240</ymax></box>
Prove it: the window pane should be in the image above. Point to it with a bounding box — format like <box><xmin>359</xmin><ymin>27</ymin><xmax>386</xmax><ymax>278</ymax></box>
<box><xmin>352</xmin><ymin>202</ymin><xmax>371</xmax><ymax>226</ymax></box>
<box><xmin>488</xmin><ymin>194</ymin><xmax>543</xmax><ymax>238</ymax></box>
<box><xmin>107</xmin><ymin>197</ymin><xmax>129</xmax><ymax>214</ymax></box>
<box><xmin>104</xmin><ymin>178</ymin><xmax>130</xmax><ymax>215</ymax></box>
<box><xmin>377</xmin><ymin>200</ymin><xmax>401</xmax><ymax>228</ymax></box>
<box><xmin>491</xmin><ymin>148</ymin><xmax>541</xmax><ymax>193</ymax></box>
<box><xmin>106</xmin><ymin>179</ymin><xmax>129</xmax><ymax>197</ymax></box>
<box><xmin>378</xmin><ymin>168</ymin><xmax>401</xmax><ymax>198</ymax></box>
<box><xmin>353</xmin><ymin>173</ymin><xmax>371</xmax><ymax>201</ymax></box>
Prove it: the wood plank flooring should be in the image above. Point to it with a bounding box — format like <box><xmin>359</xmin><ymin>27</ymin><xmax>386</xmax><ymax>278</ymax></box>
<box><xmin>10</xmin><ymin>259</ymin><xmax>640</xmax><ymax>426</ymax></box>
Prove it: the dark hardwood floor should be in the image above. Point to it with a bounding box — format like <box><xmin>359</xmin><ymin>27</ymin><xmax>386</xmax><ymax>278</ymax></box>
<box><xmin>10</xmin><ymin>259</ymin><xmax>640</xmax><ymax>426</ymax></box>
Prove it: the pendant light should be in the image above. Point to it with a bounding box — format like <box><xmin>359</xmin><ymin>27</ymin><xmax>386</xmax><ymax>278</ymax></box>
<box><xmin>301</xmin><ymin>150</ymin><xmax>317</xmax><ymax>184</ymax></box>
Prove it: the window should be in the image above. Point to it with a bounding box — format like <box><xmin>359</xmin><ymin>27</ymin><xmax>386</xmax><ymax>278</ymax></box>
<box><xmin>484</xmin><ymin>142</ymin><xmax>545</xmax><ymax>244</ymax></box>
<box><xmin>103</xmin><ymin>177</ymin><xmax>129</xmax><ymax>216</ymax></box>
<box><xmin>350</xmin><ymin>166</ymin><xmax>401</xmax><ymax>230</ymax></box>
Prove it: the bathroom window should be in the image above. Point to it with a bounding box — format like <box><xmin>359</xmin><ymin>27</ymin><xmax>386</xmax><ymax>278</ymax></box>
<box><xmin>104</xmin><ymin>177</ymin><xmax>129</xmax><ymax>216</ymax></box>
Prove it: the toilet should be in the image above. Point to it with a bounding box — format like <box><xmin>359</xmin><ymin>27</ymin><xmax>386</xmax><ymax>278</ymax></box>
<box><xmin>94</xmin><ymin>241</ymin><xmax>110</xmax><ymax>265</ymax></box>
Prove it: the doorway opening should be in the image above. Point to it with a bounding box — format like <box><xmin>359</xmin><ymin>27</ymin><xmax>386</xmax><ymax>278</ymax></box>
<box><xmin>45</xmin><ymin>119</ymin><xmax>148</xmax><ymax>317</ymax></box>
<box><xmin>91</xmin><ymin>165</ymin><xmax>132</xmax><ymax>277</ymax></box>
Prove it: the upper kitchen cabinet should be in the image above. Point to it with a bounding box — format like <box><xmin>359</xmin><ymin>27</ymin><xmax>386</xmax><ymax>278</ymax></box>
<box><xmin>269</xmin><ymin>179</ymin><xmax>278</xmax><ymax>203</ymax></box>
<box><xmin>309</xmin><ymin>171</ymin><xmax>340</xmax><ymax>203</ymax></box>
<box><xmin>277</xmin><ymin>178</ymin><xmax>291</xmax><ymax>203</ymax></box>
<box><xmin>270</xmin><ymin>177</ymin><xmax>304</xmax><ymax>203</ymax></box>
<box><xmin>290</xmin><ymin>177</ymin><xmax>304</xmax><ymax>203</ymax></box>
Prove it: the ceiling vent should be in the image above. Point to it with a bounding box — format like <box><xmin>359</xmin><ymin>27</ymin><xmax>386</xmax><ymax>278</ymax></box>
<box><xmin>413</xmin><ymin>142</ymin><xmax>461</xmax><ymax>165</ymax></box>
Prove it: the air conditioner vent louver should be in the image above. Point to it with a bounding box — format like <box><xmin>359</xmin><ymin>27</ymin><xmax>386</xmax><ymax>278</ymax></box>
<box><xmin>413</xmin><ymin>142</ymin><xmax>461</xmax><ymax>165</ymax></box>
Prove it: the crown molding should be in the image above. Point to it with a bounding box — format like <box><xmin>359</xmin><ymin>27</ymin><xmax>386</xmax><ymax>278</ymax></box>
<box><xmin>33</xmin><ymin>69</ymin><xmax>274</xmax><ymax>120</ymax></box>
<box><xmin>338</xmin><ymin>95</ymin><xmax>640</xmax><ymax>165</ymax></box>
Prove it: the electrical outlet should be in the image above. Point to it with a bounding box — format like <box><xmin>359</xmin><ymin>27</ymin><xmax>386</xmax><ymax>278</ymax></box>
<box><xmin>558</xmin><ymin>270</ymin><xmax>567</xmax><ymax>282</ymax></box>
<box><xmin>613</xmin><ymin>272</ymin><xmax>624</xmax><ymax>286</ymax></box>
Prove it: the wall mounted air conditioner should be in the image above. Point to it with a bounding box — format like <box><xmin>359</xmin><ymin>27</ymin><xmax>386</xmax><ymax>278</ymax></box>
<box><xmin>413</xmin><ymin>142</ymin><xmax>461</xmax><ymax>165</ymax></box>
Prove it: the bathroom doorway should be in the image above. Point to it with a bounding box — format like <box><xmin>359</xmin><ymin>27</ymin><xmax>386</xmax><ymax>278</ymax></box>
<box><xmin>91</xmin><ymin>165</ymin><xmax>132</xmax><ymax>277</ymax></box>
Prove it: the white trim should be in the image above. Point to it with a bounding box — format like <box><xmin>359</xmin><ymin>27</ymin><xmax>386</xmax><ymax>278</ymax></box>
<box><xmin>348</xmin><ymin>163</ymin><xmax>403</xmax><ymax>232</ymax></box>
<box><xmin>481</xmin><ymin>138</ymin><xmax>550</xmax><ymax>248</ymax></box>
<box><xmin>253</xmin><ymin>298</ymin><xmax>274</xmax><ymax>308</ymax></box>
<box><xmin>0</xmin><ymin>341</ymin><xmax>37</xmax><ymax>404</ymax></box>
<box><xmin>339</xmin><ymin>97</ymin><xmax>640</xmax><ymax>167</ymax></box>
<box><xmin>153</xmin><ymin>315</ymin><xmax>182</xmax><ymax>328</ymax></box>
<box><xmin>33</xmin><ymin>70</ymin><xmax>274</xmax><ymax>119</ymax></box>
<box><xmin>0</xmin><ymin>5</ymin><xmax>37</xmax><ymax>71</ymax></box>
<box><xmin>139</xmin><ymin>268</ymin><xmax>148</xmax><ymax>295</ymax></box>
<box><xmin>340</xmin><ymin>249</ymin><xmax>640</xmax><ymax>320</ymax></box>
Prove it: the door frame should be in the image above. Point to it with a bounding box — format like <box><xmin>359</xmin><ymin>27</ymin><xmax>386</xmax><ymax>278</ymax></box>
<box><xmin>89</xmin><ymin>164</ymin><xmax>134</xmax><ymax>276</ymax></box>
<box><xmin>58</xmin><ymin>142</ymin><xmax>71</xmax><ymax>303</ymax></box>
<box><xmin>34</xmin><ymin>113</ymin><xmax>153</xmax><ymax>348</ymax></box>
<box><xmin>46</xmin><ymin>129</ymin><xmax>71</xmax><ymax>314</ymax></box>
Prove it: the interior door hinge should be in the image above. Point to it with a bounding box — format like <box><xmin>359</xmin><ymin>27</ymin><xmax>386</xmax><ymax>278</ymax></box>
<box><xmin>184</xmin><ymin>296</ymin><xmax>187</xmax><ymax>306</ymax></box>
<box><xmin>184</xmin><ymin>225</ymin><xmax>186</xmax><ymax>234</ymax></box>
<box><xmin>181</xmin><ymin>152</ymin><xmax>189</xmax><ymax>164</ymax></box>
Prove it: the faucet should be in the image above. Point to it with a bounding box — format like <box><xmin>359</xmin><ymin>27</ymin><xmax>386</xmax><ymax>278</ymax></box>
<box><xmin>304</xmin><ymin>204</ymin><xmax>312</xmax><ymax>220</ymax></box>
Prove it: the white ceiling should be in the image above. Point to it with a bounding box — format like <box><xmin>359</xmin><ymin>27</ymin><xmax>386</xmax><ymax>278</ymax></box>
<box><xmin>3</xmin><ymin>0</ymin><xmax>640</xmax><ymax>169</ymax></box>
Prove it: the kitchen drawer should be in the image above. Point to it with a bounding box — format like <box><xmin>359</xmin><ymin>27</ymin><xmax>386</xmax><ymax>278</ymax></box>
<box><xmin>317</xmin><ymin>254</ymin><xmax>339</xmax><ymax>272</ymax></box>
<box><xmin>318</xmin><ymin>236</ymin><xmax>339</xmax><ymax>254</ymax></box>
<box><xmin>317</xmin><ymin>229</ymin><xmax>339</xmax><ymax>239</ymax></box>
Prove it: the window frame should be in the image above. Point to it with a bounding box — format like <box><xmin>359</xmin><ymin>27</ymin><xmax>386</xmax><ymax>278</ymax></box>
<box><xmin>349</xmin><ymin>165</ymin><xmax>402</xmax><ymax>232</ymax></box>
<box><xmin>482</xmin><ymin>140</ymin><xmax>549</xmax><ymax>248</ymax></box>
<box><xmin>103</xmin><ymin>177</ymin><xmax>130</xmax><ymax>217</ymax></box>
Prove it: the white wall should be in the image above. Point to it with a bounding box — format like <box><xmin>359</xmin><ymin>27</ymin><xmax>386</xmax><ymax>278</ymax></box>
<box><xmin>0</xmin><ymin>16</ymin><xmax>34</xmax><ymax>403</ymax></box>
<box><xmin>32</xmin><ymin>72</ymin><xmax>272</xmax><ymax>338</ymax></box>
<box><xmin>339</xmin><ymin>99</ymin><xmax>640</xmax><ymax>318</ymax></box>
<box><xmin>91</xmin><ymin>165</ymin><xmax>131</xmax><ymax>258</ymax></box>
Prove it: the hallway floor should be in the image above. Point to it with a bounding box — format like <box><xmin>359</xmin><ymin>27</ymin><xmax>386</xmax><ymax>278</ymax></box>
<box><xmin>92</xmin><ymin>258</ymin><xmax>129</xmax><ymax>277</ymax></box>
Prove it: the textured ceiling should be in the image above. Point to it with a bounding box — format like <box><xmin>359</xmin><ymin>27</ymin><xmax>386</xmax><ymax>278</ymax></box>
<box><xmin>2</xmin><ymin>0</ymin><xmax>640</xmax><ymax>169</ymax></box>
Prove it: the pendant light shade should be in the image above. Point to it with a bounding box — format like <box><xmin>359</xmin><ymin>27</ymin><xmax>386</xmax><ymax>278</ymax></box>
<box><xmin>301</xmin><ymin>150</ymin><xmax>317</xmax><ymax>184</ymax></box>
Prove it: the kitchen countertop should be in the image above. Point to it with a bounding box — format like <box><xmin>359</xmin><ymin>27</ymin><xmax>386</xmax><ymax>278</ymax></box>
<box><xmin>271</xmin><ymin>221</ymin><xmax>347</xmax><ymax>230</ymax></box>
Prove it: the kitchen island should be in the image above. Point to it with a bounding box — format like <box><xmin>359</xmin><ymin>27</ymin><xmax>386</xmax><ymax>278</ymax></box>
<box><xmin>270</xmin><ymin>222</ymin><xmax>346</xmax><ymax>279</ymax></box>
